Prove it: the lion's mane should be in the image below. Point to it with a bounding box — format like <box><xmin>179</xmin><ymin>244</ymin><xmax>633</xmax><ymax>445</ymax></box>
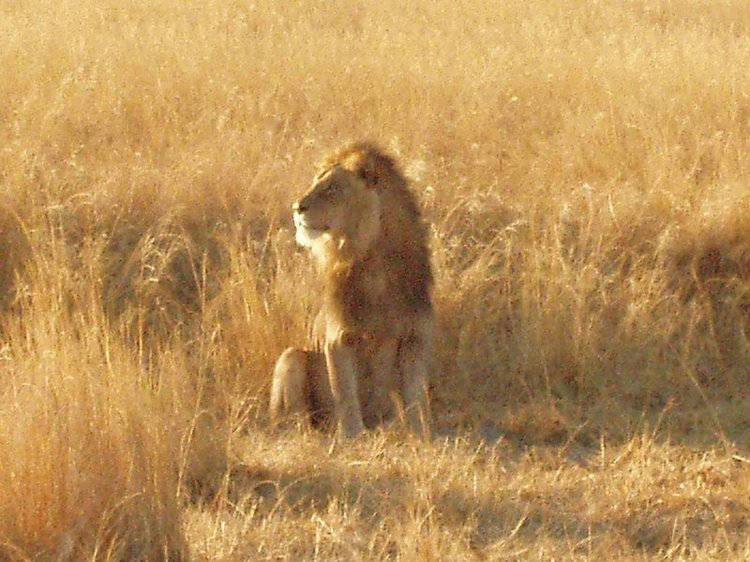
<box><xmin>318</xmin><ymin>142</ymin><xmax>433</xmax><ymax>336</ymax></box>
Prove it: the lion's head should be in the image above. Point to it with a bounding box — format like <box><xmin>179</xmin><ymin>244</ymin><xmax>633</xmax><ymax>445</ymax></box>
<box><xmin>293</xmin><ymin>165</ymin><xmax>381</xmax><ymax>261</ymax></box>
<box><xmin>292</xmin><ymin>142</ymin><xmax>433</xmax><ymax>329</ymax></box>
<box><xmin>293</xmin><ymin>143</ymin><xmax>429</xmax><ymax>270</ymax></box>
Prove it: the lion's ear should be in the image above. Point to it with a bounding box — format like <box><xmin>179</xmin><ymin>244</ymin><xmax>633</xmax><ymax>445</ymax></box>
<box><xmin>348</xmin><ymin>153</ymin><xmax>381</xmax><ymax>187</ymax></box>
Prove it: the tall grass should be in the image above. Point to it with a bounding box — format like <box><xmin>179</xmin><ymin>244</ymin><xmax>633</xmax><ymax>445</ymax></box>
<box><xmin>2</xmin><ymin>0</ymin><xmax>750</xmax><ymax>558</ymax></box>
<box><xmin>0</xmin><ymin>233</ymin><xmax>185</xmax><ymax>559</ymax></box>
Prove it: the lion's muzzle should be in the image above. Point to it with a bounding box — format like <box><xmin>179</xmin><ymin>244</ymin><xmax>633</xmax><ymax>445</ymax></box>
<box><xmin>293</xmin><ymin>208</ymin><xmax>329</xmax><ymax>248</ymax></box>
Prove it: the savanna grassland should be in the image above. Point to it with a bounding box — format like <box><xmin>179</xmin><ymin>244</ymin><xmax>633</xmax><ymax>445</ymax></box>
<box><xmin>2</xmin><ymin>0</ymin><xmax>750</xmax><ymax>559</ymax></box>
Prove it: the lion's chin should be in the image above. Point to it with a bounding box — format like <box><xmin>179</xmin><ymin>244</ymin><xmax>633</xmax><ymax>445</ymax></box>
<box><xmin>292</xmin><ymin>212</ymin><xmax>327</xmax><ymax>248</ymax></box>
<box><xmin>295</xmin><ymin>224</ymin><xmax>330</xmax><ymax>248</ymax></box>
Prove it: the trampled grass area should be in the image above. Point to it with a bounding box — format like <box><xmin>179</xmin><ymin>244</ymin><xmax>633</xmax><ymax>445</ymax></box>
<box><xmin>2</xmin><ymin>0</ymin><xmax>750</xmax><ymax>559</ymax></box>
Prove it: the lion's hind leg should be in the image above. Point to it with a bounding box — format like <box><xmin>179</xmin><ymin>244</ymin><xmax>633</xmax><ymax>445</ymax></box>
<box><xmin>270</xmin><ymin>348</ymin><xmax>309</xmax><ymax>424</ymax></box>
<box><xmin>269</xmin><ymin>347</ymin><xmax>333</xmax><ymax>429</ymax></box>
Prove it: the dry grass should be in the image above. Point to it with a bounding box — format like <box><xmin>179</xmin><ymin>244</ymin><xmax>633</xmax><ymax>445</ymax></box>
<box><xmin>2</xmin><ymin>0</ymin><xmax>750</xmax><ymax>559</ymax></box>
<box><xmin>185</xmin><ymin>431</ymin><xmax>750</xmax><ymax>561</ymax></box>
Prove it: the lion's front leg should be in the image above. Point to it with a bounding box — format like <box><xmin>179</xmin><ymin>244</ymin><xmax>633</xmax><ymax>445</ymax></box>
<box><xmin>361</xmin><ymin>337</ymin><xmax>399</xmax><ymax>428</ymax></box>
<box><xmin>400</xmin><ymin>351</ymin><xmax>431</xmax><ymax>439</ymax></box>
<box><xmin>398</xmin><ymin>320</ymin><xmax>433</xmax><ymax>440</ymax></box>
<box><xmin>325</xmin><ymin>337</ymin><xmax>365</xmax><ymax>438</ymax></box>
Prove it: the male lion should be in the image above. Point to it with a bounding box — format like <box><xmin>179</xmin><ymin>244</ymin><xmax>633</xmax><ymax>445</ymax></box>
<box><xmin>269</xmin><ymin>142</ymin><xmax>434</xmax><ymax>438</ymax></box>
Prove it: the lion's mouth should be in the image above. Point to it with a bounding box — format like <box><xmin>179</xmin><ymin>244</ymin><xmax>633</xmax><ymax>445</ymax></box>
<box><xmin>294</xmin><ymin>212</ymin><xmax>328</xmax><ymax>232</ymax></box>
<box><xmin>294</xmin><ymin>212</ymin><xmax>329</xmax><ymax>247</ymax></box>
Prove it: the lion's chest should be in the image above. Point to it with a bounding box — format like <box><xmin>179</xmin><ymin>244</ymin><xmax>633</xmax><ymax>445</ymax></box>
<box><xmin>327</xmin><ymin>261</ymin><xmax>394</xmax><ymax>332</ymax></box>
<box><xmin>359</xmin><ymin>270</ymin><xmax>387</xmax><ymax>301</ymax></box>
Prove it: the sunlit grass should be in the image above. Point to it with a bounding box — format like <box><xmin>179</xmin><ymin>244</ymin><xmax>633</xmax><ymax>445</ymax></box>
<box><xmin>2</xmin><ymin>0</ymin><xmax>750</xmax><ymax>559</ymax></box>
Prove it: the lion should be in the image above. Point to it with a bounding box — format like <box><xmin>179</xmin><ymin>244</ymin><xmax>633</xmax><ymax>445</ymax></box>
<box><xmin>269</xmin><ymin>142</ymin><xmax>434</xmax><ymax>438</ymax></box>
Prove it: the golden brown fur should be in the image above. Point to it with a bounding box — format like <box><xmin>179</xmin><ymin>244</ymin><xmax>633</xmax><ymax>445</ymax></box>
<box><xmin>270</xmin><ymin>142</ymin><xmax>433</xmax><ymax>438</ymax></box>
